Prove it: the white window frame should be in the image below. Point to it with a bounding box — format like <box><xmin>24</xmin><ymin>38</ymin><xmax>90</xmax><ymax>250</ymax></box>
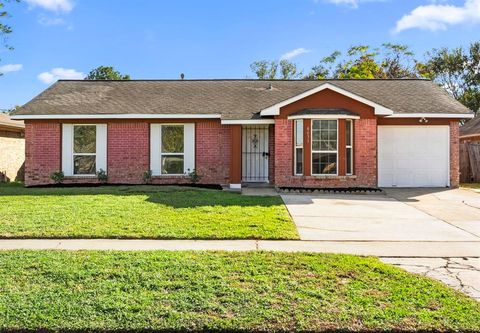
<box><xmin>311</xmin><ymin>119</ymin><xmax>338</xmax><ymax>176</ymax></box>
<box><xmin>161</xmin><ymin>124</ymin><xmax>185</xmax><ymax>176</ymax></box>
<box><xmin>62</xmin><ymin>123</ymin><xmax>107</xmax><ymax>177</ymax></box>
<box><xmin>72</xmin><ymin>125</ymin><xmax>97</xmax><ymax>176</ymax></box>
<box><xmin>150</xmin><ymin>123</ymin><xmax>195</xmax><ymax>176</ymax></box>
<box><xmin>294</xmin><ymin>119</ymin><xmax>303</xmax><ymax>176</ymax></box>
<box><xmin>346</xmin><ymin>119</ymin><xmax>353</xmax><ymax>176</ymax></box>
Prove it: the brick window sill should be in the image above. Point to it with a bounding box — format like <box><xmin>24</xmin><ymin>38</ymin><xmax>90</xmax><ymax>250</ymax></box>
<box><xmin>64</xmin><ymin>175</ymin><xmax>97</xmax><ymax>179</ymax></box>
<box><xmin>295</xmin><ymin>175</ymin><xmax>357</xmax><ymax>180</ymax></box>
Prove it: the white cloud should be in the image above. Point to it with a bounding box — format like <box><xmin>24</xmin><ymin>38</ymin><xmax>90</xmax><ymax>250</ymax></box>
<box><xmin>0</xmin><ymin>64</ymin><xmax>23</xmax><ymax>74</ymax></box>
<box><xmin>280</xmin><ymin>48</ymin><xmax>311</xmax><ymax>60</ymax></box>
<box><xmin>394</xmin><ymin>0</ymin><xmax>480</xmax><ymax>33</ymax></box>
<box><xmin>25</xmin><ymin>0</ymin><xmax>74</xmax><ymax>12</ymax></box>
<box><xmin>324</xmin><ymin>0</ymin><xmax>384</xmax><ymax>9</ymax></box>
<box><xmin>38</xmin><ymin>68</ymin><xmax>84</xmax><ymax>84</ymax></box>
<box><xmin>38</xmin><ymin>15</ymin><xmax>66</xmax><ymax>26</ymax></box>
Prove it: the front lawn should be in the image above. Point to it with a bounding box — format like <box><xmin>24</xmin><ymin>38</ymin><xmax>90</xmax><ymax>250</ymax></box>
<box><xmin>0</xmin><ymin>183</ymin><xmax>297</xmax><ymax>239</ymax></box>
<box><xmin>0</xmin><ymin>251</ymin><xmax>479</xmax><ymax>331</ymax></box>
<box><xmin>461</xmin><ymin>183</ymin><xmax>480</xmax><ymax>190</ymax></box>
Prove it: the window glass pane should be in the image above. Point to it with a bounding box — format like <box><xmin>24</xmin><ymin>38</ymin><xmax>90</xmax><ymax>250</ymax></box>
<box><xmin>346</xmin><ymin>148</ymin><xmax>352</xmax><ymax>174</ymax></box>
<box><xmin>346</xmin><ymin>120</ymin><xmax>352</xmax><ymax>145</ymax></box>
<box><xmin>312</xmin><ymin>120</ymin><xmax>321</xmax><ymax>130</ymax></box>
<box><xmin>312</xmin><ymin>120</ymin><xmax>337</xmax><ymax>152</ymax></box>
<box><xmin>74</xmin><ymin>126</ymin><xmax>96</xmax><ymax>153</ymax></box>
<box><xmin>328</xmin><ymin>128</ymin><xmax>337</xmax><ymax>141</ymax></box>
<box><xmin>295</xmin><ymin>120</ymin><xmax>303</xmax><ymax>146</ymax></box>
<box><xmin>295</xmin><ymin>148</ymin><xmax>303</xmax><ymax>175</ymax></box>
<box><xmin>162</xmin><ymin>125</ymin><xmax>184</xmax><ymax>153</ymax></box>
<box><xmin>74</xmin><ymin>155</ymin><xmax>96</xmax><ymax>175</ymax></box>
<box><xmin>162</xmin><ymin>155</ymin><xmax>184</xmax><ymax>174</ymax></box>
<box><xmin>312</xmin><ymin>152</ymin><xmax>337</xmax><ymax>175</ymax></box>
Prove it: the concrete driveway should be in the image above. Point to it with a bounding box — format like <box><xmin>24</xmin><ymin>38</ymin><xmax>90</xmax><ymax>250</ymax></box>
<box><xmin>282</xmin><ymin>188</ymin><xmax>480</xmax><ymax>242</ymax></box>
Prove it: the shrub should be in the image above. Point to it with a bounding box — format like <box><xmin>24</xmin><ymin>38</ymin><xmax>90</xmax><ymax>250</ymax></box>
<box><xmin>143</xmin><ymin>170</ymin><xmax>153</xmax><ymax>184</ymax></box>
<box><xmin>96</xmin><ymin>169</ymin><xmax>108</xmax><ymax>183</ymax></box>
<box><xmin>187</xmin><ymin>169</ymin><xmax>202</xmax><ymax>184</ymax></box>
<box><xmin>50</xmin><ymin>171</ymin><xmax>65</xmax><ymax>184</ymax></box>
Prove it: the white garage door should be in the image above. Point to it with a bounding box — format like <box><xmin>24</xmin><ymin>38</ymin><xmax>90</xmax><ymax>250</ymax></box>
<box><xmin>378</xmin><ymin>126</ymin><xmax>450</xmax><ymax>187</ymax></box>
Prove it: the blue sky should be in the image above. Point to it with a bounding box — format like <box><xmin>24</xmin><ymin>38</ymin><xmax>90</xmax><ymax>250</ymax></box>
<box><xmin>0</xmin><ymin>0</ymin><xmax>479</xmax><ymax>109</ymax></box>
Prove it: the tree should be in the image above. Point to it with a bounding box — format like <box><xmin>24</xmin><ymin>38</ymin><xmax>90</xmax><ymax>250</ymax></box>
<box><xmin>0</xmin><ymin>0</ymin><xmax>19</xmax><ymax>75</ymax></box>
<box><xmin>306</xmin><ymin>51</ymin><xmax>341</xmax><ymax>80</ymax></box>
<box><xmin>249</xmin><ymin>59</ymin><xmax>302</xmax><ymax>79</ymax></box>
<box><xmin>336</xmin><ymin>45</ymin><xmax>381</xmax><ymax>79</ymax></box>
<box><xmin>380</xmin><ymin>43</ymin><xmax>420</xmax><ymax>79</ymax></box>
<box><xmin>306</xmin><ymin>44</ymin><xmax>422</xmax><ymax>80</ymax></box>
<box><xmin>423</xmin><ymin>42</ymin><xmax>480</xmax><ymax>114</ymax></box>
<box><xmin>85</xmin><ymin>66</ymin><xmax>131</xmax><ymax>80</ymax></box>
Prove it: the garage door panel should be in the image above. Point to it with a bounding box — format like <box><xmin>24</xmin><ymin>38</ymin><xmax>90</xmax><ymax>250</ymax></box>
<box><xmin>378</xmin><ymin>126</ymin><xmax>449</xmax><ymax>188</ymax></box>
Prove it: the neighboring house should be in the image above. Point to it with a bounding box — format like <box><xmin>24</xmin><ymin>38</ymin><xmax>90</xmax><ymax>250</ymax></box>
<box><xmin>460</xmin><ymin>116</ymin><xmax>480</xmax><ymax>143</ymax></box>
<box><xmin>11</xmin><ymin>79</ymin><xmax>473</xmax><ymax>188</ymax></box>
<box><xmin>0</xmin><ymin>113</ymin><xmax>25</xmax><ymax>182</ymax></box>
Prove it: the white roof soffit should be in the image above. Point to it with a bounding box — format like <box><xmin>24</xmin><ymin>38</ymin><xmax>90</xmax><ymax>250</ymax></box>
<box><xmin>221</xmin><ymin>119</ymin><xmax>275</xmax><ymax>125</ymax></box>
<box><xmin>10</xmin><ymin>114</ymin><xmax>223</xmax><ymax>120</ymax></box>
<box><xmin>260</xmin><ymin>83</ymin><xmax>393</xmax><ymax>117</ymax></box>
<box><xmin>385</xmin><ymin>113</ymin><xmax>474</xmax><ymax>119</ymax></box>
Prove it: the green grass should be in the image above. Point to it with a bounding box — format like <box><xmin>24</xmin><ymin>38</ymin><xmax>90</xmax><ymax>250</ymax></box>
<box><xmin>0</xmin><ymin>251</ymin><xmax>479</xmax><ymax>332</ymax></box>
<box><xmin>461</xmin><ymin>183</ymin><xmax>480</xmax><ymax>190</ymax></box>
<box><xmin>0</xmin><ymin>183</ymin><xmax>297</xmax><ymax>239</ymax></box>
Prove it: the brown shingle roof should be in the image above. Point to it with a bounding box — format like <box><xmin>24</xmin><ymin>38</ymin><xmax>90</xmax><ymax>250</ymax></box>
<box><xmin>0</xmin><ymin>113</ymin><xmax>24</xmax><ymax>129</ymax></box>
<box><xmin>12</xmin><ymin>79</ymin><xmax>472</xmax><ymax>120</ymax></box>
<box><xmin>460</xmin><ymin>117</ymin><xmax>480</xmax><ymax>138</ymax></box>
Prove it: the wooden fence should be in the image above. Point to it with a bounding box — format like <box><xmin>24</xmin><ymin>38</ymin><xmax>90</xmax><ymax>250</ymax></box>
<box><xmin>460</xmin><ymin>142</ymin><xmax>480</xmax><ymax>183</ymax></box>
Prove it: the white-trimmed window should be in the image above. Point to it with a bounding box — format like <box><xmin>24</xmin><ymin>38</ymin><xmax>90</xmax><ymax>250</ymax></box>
<box><xmin>346</xmin><ymin>119</ymin><xmax>353</xmax><ymax>175</ymax></box>
<box><xmin>311</xmin><ymin>119</ymin><xmax>337</xmax><ymax>175</ymax></box>
<box><xmin>294</xmin><ymin>119</ymin><xmax>303</xmax><ymax>175</ymax></box>
<box><xmin>150</xmin><ymin>124</ymin><xmax>195</xmax><ymax>175</ymax></box>
<box><xmin>62</xmin><ymin>124</ymin><xmax>107</xmax><ymax>176</ymax></box>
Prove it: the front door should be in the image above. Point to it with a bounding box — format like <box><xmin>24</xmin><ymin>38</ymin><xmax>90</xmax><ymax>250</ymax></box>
<box><xmin>242</xmin><ymin>125</ymin><xmax>269</xmax><ymax>182</ymax></box>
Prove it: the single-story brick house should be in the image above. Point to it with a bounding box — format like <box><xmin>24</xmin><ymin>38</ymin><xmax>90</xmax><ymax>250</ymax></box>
<box><xmin>0</xmin><ymin>113</ymin><xmax>25</xmax><ymax>182</ymax></box>
<box><xmin>11</xmin><ymin>79</ymin><xmax>473</xmax><ymax>188</ymax></box>
<box><xmin>460</xmin><ymin>116</ymin><xmax>480</xmax><ymax>143</ymax></box>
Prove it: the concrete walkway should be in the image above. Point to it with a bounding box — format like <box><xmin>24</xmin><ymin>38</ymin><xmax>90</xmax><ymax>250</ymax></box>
<box><xmin>381</xmin><ymin>257</ymin><xmax>480</xmax><ymax>301</ymax></box>
<box><xmin>1</xmin><ymin>239</ymin><xmax>480</xmax><ymax>257</ymax></box>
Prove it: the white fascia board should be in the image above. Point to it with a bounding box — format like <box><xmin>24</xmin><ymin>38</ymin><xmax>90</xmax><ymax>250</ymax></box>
<box><xmin>221</xmin><ymin>119</ymin><xmax>275</xmax><ymax>125</ymax></box>
<box><xmin>386</xmin><ymin>113</ymin><xmax>474</xmax><ymax>119</ymax></box>
<box><xmin>260</xmin><ymin>83</ymin><xmax>394</xmax><ymax>117</ymax></box>
<box><xmin>10</xmin><ymin>114</ymin><xmax>222</xmax><ymax>120</ymax></box>
<box><xmin>288</xmin><ymin>115</ymin><xmax>360</xmax><ymax>120</ymax></box>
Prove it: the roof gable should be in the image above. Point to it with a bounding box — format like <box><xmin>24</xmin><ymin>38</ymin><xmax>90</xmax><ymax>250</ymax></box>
<box><xmin>260</xmin><ymin>83</ymin><xmax>393</xmax><ymax>116</ymax></box>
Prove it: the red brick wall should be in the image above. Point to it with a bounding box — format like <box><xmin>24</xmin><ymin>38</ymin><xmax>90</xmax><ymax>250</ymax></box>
<box><xmin>274</xmin><ymin>118</ymin><xmax>378</xmax><ymax>188</ymax></box>
<box><xmin>450</xmin><ymin>121</ymin><xmax>460</xmax><ymax>188</ymax></box>
<box><xmin>24</xmin><ymin>122</ymin><xmax>61</xmax><ymax>185</ymax></box>
<box><xmin>195</xmin><ymin>121</ymin><xmax>231</xmax><ymax>184</ymax></box>
<box><xmin>108</xmin><ymin>122</ymin><xmax>149</xmax><ymax>184</ymax></box>
<box><xmin>24</xmin><ymin>120</ymin><xmax>232</xmax><ymax>186</ymax></box>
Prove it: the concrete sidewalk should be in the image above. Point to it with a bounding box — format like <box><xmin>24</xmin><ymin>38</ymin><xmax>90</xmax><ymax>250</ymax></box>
<box><xmin>1</xmin><ymin>239</ymin><xmax>480</xmax><ymax>257</ymax></box>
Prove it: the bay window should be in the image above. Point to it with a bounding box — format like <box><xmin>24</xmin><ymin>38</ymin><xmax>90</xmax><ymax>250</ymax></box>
<box><xmin>311</xmin><ymin>119</ymin><xmax>338</xmax><ymax>175</ymax></box>
<box><xmin>294</xmin><ymin>119</ymin><xmax>303</xmax><ymax>175</ymax></box>
<box><xmin>150</xmin><ymin>123</ymin><xmax>195</xmax><ymax>176</ymax></box>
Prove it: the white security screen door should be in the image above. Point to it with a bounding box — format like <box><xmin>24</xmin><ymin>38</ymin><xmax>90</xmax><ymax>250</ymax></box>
<box><xmin>242</xmin><ymin>125</ymin><xmax>269</xmax><ymax>182</ymax></box>
<box><xmin>378</xmin><ymin>126</ymin><xmax>449</xmax><ymax>187</ymax></box>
